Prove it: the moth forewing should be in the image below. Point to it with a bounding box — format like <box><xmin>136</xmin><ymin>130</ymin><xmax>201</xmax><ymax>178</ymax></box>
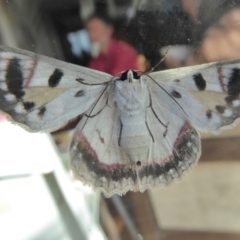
<box><xmin>0</xmin><ymin>46</ymin><xmax>111</xmax><ymax>132</ymax></box>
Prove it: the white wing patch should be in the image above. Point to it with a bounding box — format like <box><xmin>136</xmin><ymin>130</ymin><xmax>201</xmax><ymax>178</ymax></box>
<box><xmin>1</xmin><ymin>45</ymin><xmax>240</xmax><ymax>197</ymax></box>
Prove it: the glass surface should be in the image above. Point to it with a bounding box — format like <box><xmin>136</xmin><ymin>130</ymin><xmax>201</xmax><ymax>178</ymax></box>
<box><xmin>0</xmin><ymin>1</ymin><xmax>240</xmax><ymax>239</ymax></box>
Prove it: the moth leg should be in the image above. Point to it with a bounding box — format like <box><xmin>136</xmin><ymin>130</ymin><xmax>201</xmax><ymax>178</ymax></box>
<box><xmin>148</xmin><ymin>91</ymin><xmax>168</xmax><ymax>128</ymax></box>
<box><xmin>81</xmin><ymin>83</ymin><xmax>110</xmax><ymax>130</ymax></box>
<box><xmin>76</xmin><ymin>78</ymin><xmax>110</xmax><ymax>85</ymax></box>
<box><xmin>85</xmin><ymin>84</ymin><xmax>113</xmax><ymax>118</ymax></box>
<box><xmin>118</xmin><ymin>121</ymin><xmax>123</xmax><ymax>146</ymax></box>
<box><xmin>76</xmin><ymin>75</ymin><xmax>116</xmax><ymax>86</ymax></box>
<box><xmin>85</xmin><ymin>107</ymin><xmax>106</xmax><ymax>118</ymax></box>
<box><xmin>147</xmin><ymin>74</ymin><xmax>188</xmax><ymax>116</ymax></box>
<box><xmin>145</xmin><ymin>121</ymin><xmax>154</xmax><ymax>142</ymax></box>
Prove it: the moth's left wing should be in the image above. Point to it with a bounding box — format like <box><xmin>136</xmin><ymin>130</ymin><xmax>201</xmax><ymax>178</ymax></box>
<box><xmin>0</xmin><ymin>46</ymin><xmax>112</xmax><ymax>132</ymax></box>
<box><xmin>148</xmin><ymin>60</ymin><xmax>240</xmax><ymax>132</ymax></box>
<box><xmin>69</xmin><ymin>90</ymin><xmax>138</xmax><ymax>197</ymax></box>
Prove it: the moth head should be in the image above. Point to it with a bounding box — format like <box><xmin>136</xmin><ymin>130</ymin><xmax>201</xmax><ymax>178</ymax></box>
<box><xmin>118</xmin><ymin>70</ymin><xmax>140</xmax><ymax>83</ymax></box>
<box><xmin>115</xmin><ymin>70</ymin><xmax>147</xmax><ymax>99</ymax></box>
<box><xmin>116</xmin><ymin>70</ymin><xmax>146</xmax><ymax>87</ymax></box>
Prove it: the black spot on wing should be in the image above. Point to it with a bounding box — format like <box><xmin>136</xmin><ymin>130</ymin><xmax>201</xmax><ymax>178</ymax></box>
<box><xmin>193</xmin><ymin>73</ymin><xmax>206</xmax><ymax>90</ymax></box>
<box><xmin>216</xmin><ymin>105</ymin><xmax>226</xmax><ymax>114</ymax></box>
<box><xmin>206</xmin><ymin>109</ymin><xmax>212</xmax><ymax>119</ymax></box>
<box><xmin>227</xmin><ymin>68</ymin><xmax>240</xmax><ymax>97</ymax></box>
<box><xmin>5</xmin><ymin>58</ymin><xmax>25</xmax><ymax>99</ymax></box>
<box><xmin>0</xmin><ymin>89</ymin><xmax>18</xmax><ymax>117</ymax></box>
<box><xmin>38</xmin><ymin>106</ymin><xmax>46</xmax><ymax>117</ymax></box>
<box><xmin>96</xmin><ymin>129</ymin><xmax>105</xmax><ymax>144</ymax></box>
<box><xmin>74</xmin><ymin>90</ymin><xmax>85</xmax><ymax>97</ymax></box>
<box><xmin>173</xmin><ymin>79</ymin><xmax>180</xmax><ymax>82</ymax></box>
<box><xmin>23</xmin><ymin>101</ymin><xmax>35</xmax><ymax>111</ymax></box>
<box><xmin>171</xmin><ymin>90</ymin><xmax>181</xmax><ymax>98</ymax></box>
<box><xmin>225</xmin><ymin>95</ymin><xmax>238</xmax><ymax>105</ymax></box>
<box><xmin>48</xmin><ymin>69</ymin><xmax>63</xmax><ymax>87</ymax></box>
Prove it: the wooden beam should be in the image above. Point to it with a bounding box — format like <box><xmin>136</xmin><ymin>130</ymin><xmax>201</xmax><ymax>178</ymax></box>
<box><xmin>201</xmin><ymin>137</ymin><xmax>240</xmax><ymax>161</ymax></box>
<box><xmin>160</xmin><ymin>230</ymin><xmax>240</xmax><ymax>240</ymax></box>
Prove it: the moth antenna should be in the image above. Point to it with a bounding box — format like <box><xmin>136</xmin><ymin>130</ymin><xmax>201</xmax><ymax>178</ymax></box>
<box><xmin>150</xmin><ymin>45</ymin><xmax>171</xmax><ymax>73</ymax></box>
<box><xmin>85</xmin><ymin>87</ymin><xmax>112</xmax><ymax>118</ymax></box>
<box><xmin>138</xmin><ymin>46</ymin><xmax>171</xmax><ymax>78</ymax></box>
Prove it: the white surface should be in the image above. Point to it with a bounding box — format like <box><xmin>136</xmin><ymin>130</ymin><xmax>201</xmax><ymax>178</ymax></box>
<box><xmin>0</xmin><ymin>121</ymin><xmax>57</xmax><ymax>176</ymax></box>
<box><xmin>0</xmin><ymin>175</ymin><xmax>67</xmax><ymax>240</ymax></box>
<box><xmin>0</xmin><ymin>120</ymin><xmax>106</xmax><ymax>240</ymax></box>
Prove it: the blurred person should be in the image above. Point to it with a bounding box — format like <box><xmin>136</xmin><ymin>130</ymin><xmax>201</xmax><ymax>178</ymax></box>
<box><xmin>86</xmin><ymin>13</ymin><xmax>138</xmax><ymax>75</ymax></box>
<box><xmin>163</xmin><ymin>4</ymin><xmax>240</xmax><ymax>68</ymax></box>
<box><xmin>186</xmin><ymin>7</ymin><xmax>240</xmax><ymax>65</ymax></box>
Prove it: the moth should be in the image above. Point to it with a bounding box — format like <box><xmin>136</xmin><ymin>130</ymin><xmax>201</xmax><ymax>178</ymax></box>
<box><xmin>0</xmin><ymin>45</ymin><xmax>240</xmax><ymax>197</ymax></box>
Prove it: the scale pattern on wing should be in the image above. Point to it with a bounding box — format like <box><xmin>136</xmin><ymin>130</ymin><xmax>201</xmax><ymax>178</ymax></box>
<box><xmin>149</xmin><ymin>60</ymin><xmax>240</xmax><ymax>132</ymax></box>
<box><xmin>0</xmin><ymin>46</ymin><xmax>111</xmax><ymax>132</ymax></box>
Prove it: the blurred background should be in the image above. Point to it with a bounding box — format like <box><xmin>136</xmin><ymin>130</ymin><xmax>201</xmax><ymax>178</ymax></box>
<box><xmin>0</xmin><ymin>0</ymin><xmax>240</xmax><ymax>239</ymax></box>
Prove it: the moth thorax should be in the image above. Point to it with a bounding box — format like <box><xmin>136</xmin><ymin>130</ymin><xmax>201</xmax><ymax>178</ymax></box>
<box><xmin>115</xmin><ymin>82</ymin><xmax>147</xmax><ymax>115</ymax></box>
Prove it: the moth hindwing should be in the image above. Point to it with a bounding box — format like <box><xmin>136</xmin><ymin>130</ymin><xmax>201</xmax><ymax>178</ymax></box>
<box><xmin>1</xmin><ymin>45</ymin><xmax>240</xmax><ymax>197</ymax></box>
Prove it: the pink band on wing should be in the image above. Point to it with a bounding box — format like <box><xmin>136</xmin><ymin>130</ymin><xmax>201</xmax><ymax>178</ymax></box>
<box><xmin>77</xmin><ymin>132</ymin><xmax>126</xmax><ymax>170</ymax></box>
<box><xmin>174</xmin><ymin>121</ymin><xmax>190</xmax><ymax>148</ymax></box>
<box><xmin>24</xmin><ymin>60</ymin><xmax>37</xmax><ymax>87</ymax></box>
<box><xmin>217</xmin><ymin>67</ymin><xmax>227</xmax><ymax>93</ymax></box>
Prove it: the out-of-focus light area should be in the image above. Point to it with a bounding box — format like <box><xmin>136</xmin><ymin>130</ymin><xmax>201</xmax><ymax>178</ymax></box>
<box><xmin>0</xmin><ymin>119</ymin><xmax>106</xmax><ymax>240</ymax></box>
<box><xmin>67</xmin><ymin>30</ymin><xmax>91</xmax><ymax>57</ymax></box>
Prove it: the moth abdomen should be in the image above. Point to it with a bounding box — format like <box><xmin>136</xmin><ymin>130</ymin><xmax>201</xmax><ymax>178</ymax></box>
<box><xmin>120</xmin><ymin>121</ymin><xmax>151</xmax><ymax>163</ymax></box>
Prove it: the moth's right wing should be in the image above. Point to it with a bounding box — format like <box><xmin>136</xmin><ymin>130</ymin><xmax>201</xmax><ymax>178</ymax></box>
<box><xmin>0</xmin><ymin>45</ymin><xmax>112</xmax><ymax>132</ymax></box>
<box><xmin>148</xmin><ymin>60</ymin><xmax>240</xmax><ymax>132</ymax></box>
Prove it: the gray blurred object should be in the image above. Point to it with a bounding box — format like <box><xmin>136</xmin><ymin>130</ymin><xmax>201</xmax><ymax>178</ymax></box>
<box><xmin>160</xmin><ymin>45</ymin><xmax>192</xmax><ymax>66</ymax></box>
<box><xmin>0</xmin><ymin>0</ymin><xmax>64</xmax><ymax>58</ymax></box>
<box><xmin>79</xmin><ymin>0</ymin><xmax>155</xmax><ymax>21</ymax></box>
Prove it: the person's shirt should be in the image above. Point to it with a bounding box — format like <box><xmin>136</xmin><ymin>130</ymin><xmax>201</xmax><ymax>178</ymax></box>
<box><xmin>88</xmin><ymin>39</ymin><xmax>138</xmax><ymax>75</ymax></box>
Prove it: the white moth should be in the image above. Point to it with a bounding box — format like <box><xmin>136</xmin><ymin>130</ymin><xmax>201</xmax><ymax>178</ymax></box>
<box><xmin>1</xmin><ymin>45</ymin><xmax>240</xmax><ymax>197</ymax></box>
